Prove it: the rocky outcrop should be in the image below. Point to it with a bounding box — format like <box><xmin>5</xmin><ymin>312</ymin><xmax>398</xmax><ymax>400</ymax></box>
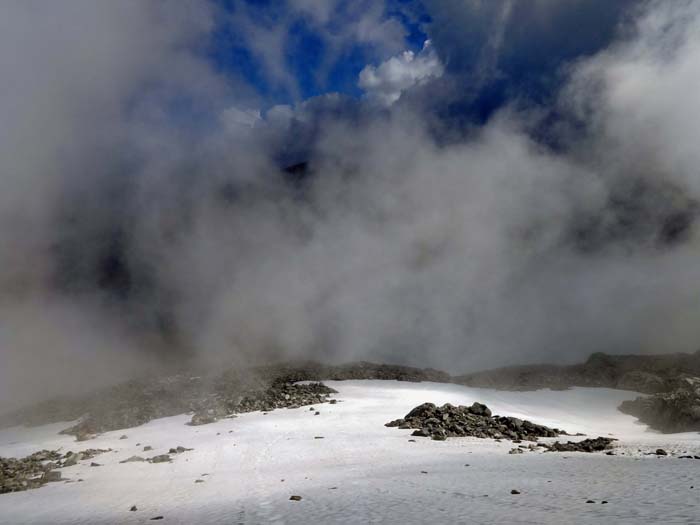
<box><xmin>455</xmin><ymin>350</ymin><xmax>700</xmax><ymax>395</ymax></box>
<box><xmin>618</xmin><ymin>376</ymin><xmax>700</xmax><ymax>433</ymax></box>
<box><xmin>0</xmin><ymin>361</ymin><xmax>448</xmax><ymax>436</ymax></box>
<box><xmin>386</xmin><ymin>402</ymin><xmax>564</xmax><ymax>441</ymax></box>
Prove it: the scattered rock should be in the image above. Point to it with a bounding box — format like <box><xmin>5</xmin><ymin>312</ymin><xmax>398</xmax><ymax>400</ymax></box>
<box><xmin>508</xmin><ymin>448</ymin><xmax>524</xmax><ymax>454</ymax></box>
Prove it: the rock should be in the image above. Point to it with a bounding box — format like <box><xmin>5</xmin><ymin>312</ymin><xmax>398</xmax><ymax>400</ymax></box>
<box><xmin>195</xmin><ymin>479</ymin><xmax>205</xmax><ymax>483</ymax></box>
<box><xmin>90</xmin><ymin>462</ymin><xmax>101</xmax><ymax>467</ymax></box>
<box><xmin>150</xmin><ymin>517</ymin><xmax>164</xmax><ymax>521</ymax></box>
<box><xmin>511</xmin><ymin>489</ymin><xmax>520</xmax><ymax>495</ymax></box>
<box><xmin>62</xmin><ymin>452</ymin><xmax>83</xmax><ymax>467</ymax></box>
<box><xmin>509</xmin><ymin>448</ymin><xmax>524</xmax><ymax>454</ymax></box>
<box><xmin>289</xmin><ymin>495</ymin><xmax>302</xmax><ymax>501</ymax></box>
<box><xmin>143</xmin><ymin>446</ymin><xmax>153</xmax><ymax>452</ymax></box>
<box><xmin>168</xmin><ymin>446</ymin><xmax>192</xmax><ymax>454</ymax></box>
<box><xmin>120</xmin><ymin>456</ymin><xmax>146</xmax><ymax>464</ymax></box>
<box><xmin>655</xmin><ymin>449</ymin><xmax>668</xmax><ymax>456</ymax></box>
<box><xmin>388</xmin><ymin>402</ymin><xmax>563</xmax><ymax>441</ymax></box>
<box><xmin>619</xmin><ymin>377</ymin><xmax>700</xmax><ymax>433</ymax></box>
<box><xmin>543</xmin><ymin>437</ymin><xmax>616</xmax><ymax>453</ymax></box>
<box><xmin>119</xmin><ymin>435</ymin><xmax>128</xmax><ymax>440</ymax></box>
<box><xmin>75</xmin><ymin>431</ymin><xmax>93</xmax><ymax>442</ymax></box>
<box><xmin>616</xmin><ymin>371</ymin><xmax>666</xmax><ymax>393</ymax></box>
<box><xmin>42</xmin><ymin>471</ymin><xmax>62</xmax><ymax>483</ymax></box>
<box><xmin>586</xmin><ymin>500</ymin><xmax>595</xmax><ymax>503</ymax></box>
<box><xmin>150</xmin><ymin>455</ymin><xmax>171</xmax><ymax>464</ymax></box>
<box><xmin>130</xmin><ymin>506</ymin><xmax>138</xmax><ymax>512</ymax></box>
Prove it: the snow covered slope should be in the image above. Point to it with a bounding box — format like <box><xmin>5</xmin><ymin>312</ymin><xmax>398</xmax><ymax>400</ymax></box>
<box><xmin>1</xmin><ymin>380</ymin><xmax>699</xmax><ymax>524</ymax></box>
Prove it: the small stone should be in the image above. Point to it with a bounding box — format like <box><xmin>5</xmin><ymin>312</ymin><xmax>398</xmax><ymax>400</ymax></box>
<box><xmin>586</xmin><ymin>500</ymin><xmax>595</xmax><ymax>503</ymax></box>
<box><xmin>150</xmin><ymin>455</ymin><xmax>171</xmax><ymax>464</ymax></box>
<box><xmin>119</xmin><ymin>435</ymin><xmax>128</xmax><ymax>440</ymax></box>
<box><xmin>655</xmin><ymin>449</ymin><xmax>667</xmax><ymax>456</ymax></box>
<box><xmin>289</xmin><ymin>495</ymin><xmax>302</xmax><ymax>501</ymax></box>
<box><xmin>420</xmin><ymin>470</ymin><xmax>428</xmax><ymax>474</ymax></box>
<box><xmin>601</xmin><ymin>501</ymin><xmax>608</xmax><ymax>504</ymax></box>
<box><xmin>195</xmin><ymin>479</ymin><xmax>204</xmax><ymax>483</ymax></box>
<box><xmin>90</xmin><ymin>462</ymin><xmax>101</xmax><ymax>467</ymax></box>
<box><xmin>315</xmin><ymin>412</ymin><xmax>320</xmax><ymax>416</ymax></box>
<box><xmin>143</xmin><ymin>446</ymin><xmax>153</xmax><ymax>452</ymax></box>
<box><xmin>511</xmin><ymin>490</ymin><xmax>520</xmax><ymax>495</ymax></box>
<box><xmin>314</xmin><ymin>436</ymin><xmax>324</xmax><ymax>440</ymax></box>
<box><xmin>130</xmin><ymin>506</ymin><xmax>138</xmax><ymax>512</ymax></box>
<box><xmin>150</xmin><ymin>517</ymin><xmax>164</xmax><ymax>521</ymax></box>
<box><xmin>329</xmin><ymin>399</ymin><xmax>337</xmax><ymax>404</ymax></box>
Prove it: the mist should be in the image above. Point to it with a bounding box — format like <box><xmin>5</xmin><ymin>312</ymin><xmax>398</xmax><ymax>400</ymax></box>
<box><xmin>2</xmin><ymin>0</ymin><xmax>700</xmax><ymax>413</ymax></box>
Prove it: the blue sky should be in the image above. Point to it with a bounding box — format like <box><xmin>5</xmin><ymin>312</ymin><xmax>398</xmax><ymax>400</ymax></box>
<box><xmin>205</xmin><ymin>0</ymin><xmax>637</xmax><ymax>121</ymax></box>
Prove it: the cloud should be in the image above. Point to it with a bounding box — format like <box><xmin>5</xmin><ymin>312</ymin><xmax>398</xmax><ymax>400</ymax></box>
<box><xmin>359</xmin><ymin>40</ymin><xmax>444</xmax><ymax>106</ymax></box>
<box><xmin>228</xmin><ymin>0</ymin><xmax>406</xmax><ymax>101</ymax></box>
<box><xmin>2</xmin><ymin>0</ymin><xmax>700</xmax><ymax>415</ymax></box>
<box><xmin>417</xmin><ymin>0</ymin><xmax>640</xmax><ymax>118</ymax></box>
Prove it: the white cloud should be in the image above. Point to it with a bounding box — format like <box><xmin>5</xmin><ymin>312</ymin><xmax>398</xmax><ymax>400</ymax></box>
<box><xmin>221</xmin><ymin>106</ymin><xmax>262</xmax><ymax>132</ymax></box>
<box><xmin>359</xmin><ymin>40</ymin><xmax>444</xmax><ymax>106</ymax></box>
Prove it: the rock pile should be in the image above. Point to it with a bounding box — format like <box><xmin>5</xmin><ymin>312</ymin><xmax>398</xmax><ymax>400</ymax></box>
<box><xmin>386</xmin><ymin>402</ymin><xmax>564</xmax><ymax>441</ymax></box>
<box><xmin>542</xmin><ymin>437</ymin><xmax>616</xmax><ymax>452</ymax></box>
<box><xmin>188</xmin><ymin>382</ymin><xmax>337</xmax><ymax>426</ymax></box>
<box><xmin>1</xmin><ymin>450</ymin><xmax>62</xmax><ymax>494</ymax></box>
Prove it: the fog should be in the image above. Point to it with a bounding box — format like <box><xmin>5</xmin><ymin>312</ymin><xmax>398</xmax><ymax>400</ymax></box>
<box><xmin>1</xmin><ymin>0</ymin><xmax>700</xmax><ymax>412</ymax></box>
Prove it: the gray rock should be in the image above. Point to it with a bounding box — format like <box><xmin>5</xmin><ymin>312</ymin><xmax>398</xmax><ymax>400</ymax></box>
<box><xmin>119</xmin><ymin>455</ymin><xmax>146</xmax><ymax>464</ymax></box>
<box><xmin>388</xmin><ymin>402</ymin><xmax>563</xmax><ymax>441</ymax></box>
<box><xmin>42</xmin><ymin>471</ymin><xmax>62</xmax><ymax>483</ymax></box>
